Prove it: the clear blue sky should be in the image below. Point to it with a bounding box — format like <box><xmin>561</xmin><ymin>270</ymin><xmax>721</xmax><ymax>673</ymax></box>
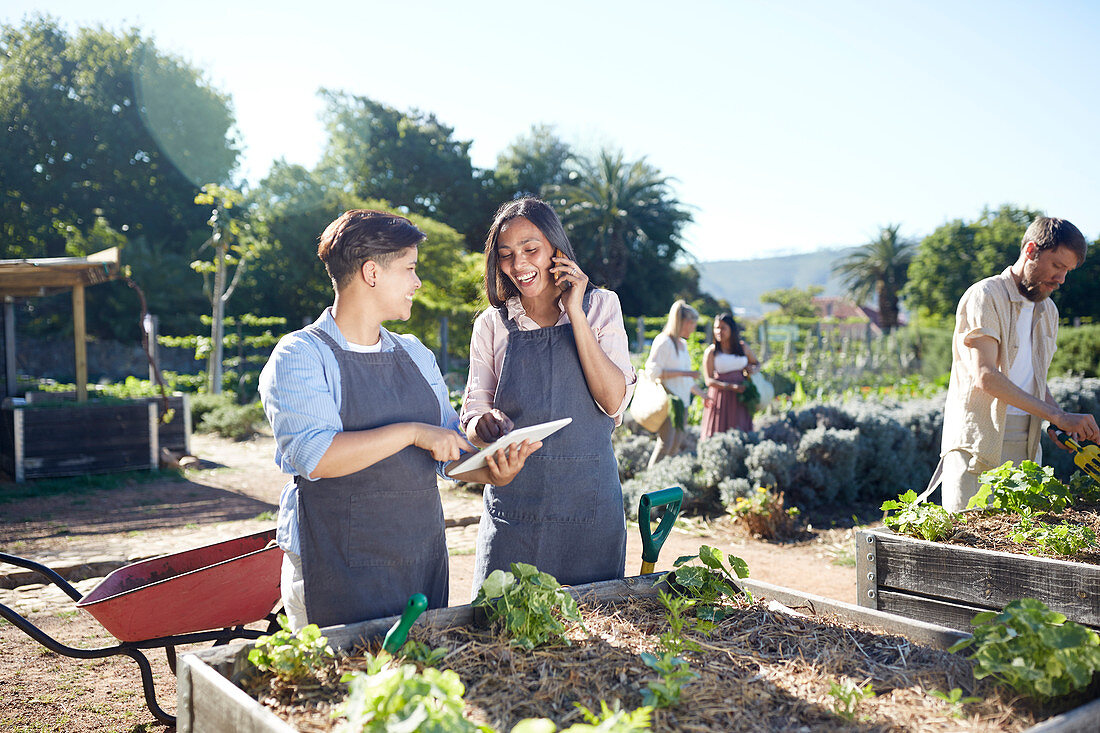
<box><xmin>4</xmin><ymin>0</ymin><xmax>1098</xmax><ymax>263</ymax></box>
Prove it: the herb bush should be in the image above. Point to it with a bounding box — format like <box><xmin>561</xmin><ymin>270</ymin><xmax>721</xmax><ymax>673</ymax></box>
<box><xmin>950</xmin><ymin>598</ymin><xmax>1100</xmax><ymax>701</ymax></box>
<box><xmin>472</xmin><ymin>563</ymin><xmax>583</xmax><ymax>650</ymax></box>
<box><xmin>881</xmin><ymin>490</ymin><xmax>954</xmax><ymax>542</ymax></box>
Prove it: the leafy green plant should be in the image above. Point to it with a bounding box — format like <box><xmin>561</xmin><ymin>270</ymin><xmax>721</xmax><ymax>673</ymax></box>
<box><xmin>968</xmin><ymin>460</ymin><xmax>1073</xmax><ymax>515</ymax></box>
<box><xmin>738</xmin><ymin>377</ymin><xmax>761</xmax><ymax>412</ymax></box>
<box><xmin>728</xmin><ymin>486</ymin><xmax>801</xmax><ymax>540</ymax></box>
<box><xmin>247</xmin><ymin>614</ymin><xmax>334</xmax><ymax>684</ymax></box>
<box><xmin>949</xmin><ymin>598</ymin><xmax>1100</xmax><ymax>700</ymax></box>
<box><xmin>472</xmin><ymin>563</ymin><xmax>584</xmax><ymax>650</ymax></box>
<box><xmin>653</xmin><ymin>590</ymin><xmax>713</xmax><ymax>657</ymax></box>
<box><xmin>510</xmin><ymin>701</ymin><xmax>653</xmax><ymax>732</ymax></box>
<box><xmin>928</xmin><ymin>687</ymin><xmax>981</xmax><ymax>719</ymax></box>
<box><xmin>398</xmin><ymin>639</ymin><xmax>449</xmax><ymax>667</ymax></box>
<box><xmin>1012</xmin><ymin>517</ymin><xmax>1097</xmax><ymax>557</ymax></box>
<box><xmin>881</xmin><ymin>490</ymin><xmax>954</xmax><ymax>541</ymax></box>
<box><xmin>335</xmin><ymin>652</ymin><xmax>485</xmax><ymax>733</ymax></box>
<box><xmin>1068</xmin><ymin>469</ymin><xmax>1100</xmax><ymax>504</ymax></box>
<box><xmin>827</xmin><ymin>679</ymin><xmax>875</xmax><ymax>721</ymax></box>
<box><xmin>639</xmin><ymin>649</ymin><xmax>697</xmax><ymax>709</ymax></box>
<box><xmin>659</xmin><ymin>545</ymin><xmax>750</xmax><ymax>621</ymax></box>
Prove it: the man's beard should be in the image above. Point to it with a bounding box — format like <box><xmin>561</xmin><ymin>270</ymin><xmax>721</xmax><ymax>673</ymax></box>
<box><xmin>1016</xmin><ymin>276</ymin><xmax>1049</xmax><ymax>302</ymax></box>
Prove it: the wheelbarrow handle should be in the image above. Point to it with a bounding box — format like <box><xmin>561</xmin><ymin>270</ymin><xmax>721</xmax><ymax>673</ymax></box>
<box><xmin>382</xmin><ymin>593</ymin><xmax>428</xmax><ymax>654</ymax></box>
<box><xmin>639</xmin><ymin>486</ymin><xmax>684</xmax><ymax>574</ymax></box>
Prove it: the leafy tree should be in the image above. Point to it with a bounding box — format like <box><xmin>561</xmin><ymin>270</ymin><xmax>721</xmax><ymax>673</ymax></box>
<box><xmin>760</xmin><ymin>285</ymin><xmax>823</xmax><ymax>320</ymax></box>
<box><xmin>315</xmin><ymin>91</ymin><xmax>481</xmax><ymax>248</ymax></box>
<box><xmin>551</xmin><ymin>148</ymin><xmax>693</xmax><ymax>314</ymax></box>
<box><xmin>832</xmin><ymin>224</ymin><xmax>914</xmax><ymax>331</ymax></box>
<box><xmin>904</xmin><ymin>205</ymin><xmax>1041</xmax><ymax>318</ymax></box>
<box><xmin>0</xmin><ymin>15</ymin><xmax>239</xmax><ymax>338</ymax></box>
<box><xmin>241</xmin><ymin>167</ymin><xmax>482</xmax><ymax>363</ymax></box>
<box><xmin>192</xmin><ymin>184</ymin><xmax>259</xmax><ymax>393</ymax></box>
<box><xmin>494</xmin><ymin>124</ymin><xmax>572</xmax><ymax>198</ymax></box>
<box><xmin>1052</xmin><ymin>238</ymin><xmax>1100</xmax><ymax>322</ymax></box>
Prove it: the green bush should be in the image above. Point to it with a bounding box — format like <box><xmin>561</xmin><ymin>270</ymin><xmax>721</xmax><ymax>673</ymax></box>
<box><xmin>199</xmin><ymin>399</ymin><xmax>266</xmax><ymax>440</ymax></box>
<box><xmin>1051</xmin><ymin>324</ymin><xmax>1100</xmax><ymax>378</ymax></box>
<box><xmin>189</xmin><ymin>392</ymin><xmax>236</xmax><ymax>426</ymax></box>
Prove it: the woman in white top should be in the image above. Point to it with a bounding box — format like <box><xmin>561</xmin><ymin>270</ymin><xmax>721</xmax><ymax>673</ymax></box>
<box><xmin>644</xmin><ymin>300</ymin><xmax>709</xmax><ymax>469</ymax></box>
<box><xmin>700</xmin><ymin>313</ymin><xmax>759</xmax><ymax>439</ymax></box>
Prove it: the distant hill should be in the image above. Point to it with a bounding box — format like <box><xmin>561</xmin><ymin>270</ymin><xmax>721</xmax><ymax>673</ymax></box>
<box><xmin>697</xmin><ymin>247</ymin><xmax>857</xmax><ymax>316</ymax></box>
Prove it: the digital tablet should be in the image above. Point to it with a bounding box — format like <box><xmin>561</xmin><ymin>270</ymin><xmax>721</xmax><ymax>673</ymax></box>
<box><xmin>446</xmin><ymin>417</ymin><xmax>572</xmax><ymax>476</ymax></box>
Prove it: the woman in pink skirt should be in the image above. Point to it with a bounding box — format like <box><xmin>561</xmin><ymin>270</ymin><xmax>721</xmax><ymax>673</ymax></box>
<box><xmin>700</xmin><ymin>313</ymin><xmax>759</xmax><ymax>439</ymax></box>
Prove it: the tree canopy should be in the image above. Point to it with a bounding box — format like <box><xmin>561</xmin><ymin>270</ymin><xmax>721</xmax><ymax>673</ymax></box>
<box><xmin>904</xmin><ymin>205</ymin><xmax>1043</xmax><ymax>319</ymax></box>
<box><xmin>0</xmin><ymin>15</ymin><xmax>239</xmax><ymax>339</ymax></box>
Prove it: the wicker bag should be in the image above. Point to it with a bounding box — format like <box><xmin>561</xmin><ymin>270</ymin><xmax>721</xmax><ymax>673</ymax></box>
<box><xmin>629</xmin><ymin>369</ymin><xmax>670</xmax><ymax>432</ymax></box>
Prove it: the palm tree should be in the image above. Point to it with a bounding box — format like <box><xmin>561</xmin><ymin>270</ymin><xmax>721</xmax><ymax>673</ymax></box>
<box><xmin>832</xmin><ymin>224</ymin><xmax>914</xmax><ymax>331</ymax></box>
<box><xmin>551</xmin><ymin>149</ymin><xmax>692</xmax><ymax>294</ymax></box>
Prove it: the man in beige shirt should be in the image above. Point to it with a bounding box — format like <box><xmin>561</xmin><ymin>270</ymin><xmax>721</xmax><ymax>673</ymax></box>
<box><xmin>939</xmin><ymin>216</ymin><xmax>1099</xmax><ymax>512</ymax></box>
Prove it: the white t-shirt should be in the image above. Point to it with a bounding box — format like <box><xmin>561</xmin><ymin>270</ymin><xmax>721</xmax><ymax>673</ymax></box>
<box><xmin>1006</xmin><ymin>300</ymin><xmax>1035</xmax><ymax>416</ymax></box>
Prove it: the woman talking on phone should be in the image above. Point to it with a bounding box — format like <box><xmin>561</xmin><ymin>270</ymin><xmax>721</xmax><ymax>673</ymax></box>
<box><xmin>461</xmin><ymin>196</ymin><xmax>636</xmax><ymax>594</ymax></box>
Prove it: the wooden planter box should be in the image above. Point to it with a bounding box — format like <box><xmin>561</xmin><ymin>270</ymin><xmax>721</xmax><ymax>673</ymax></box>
<box><xmin>176</xmin><ymin>575</ymin><xmax>1100</xmax><ymax>733</ymax></box>
<box><xmin>21</xmin><ymin>391</ymin><xmax>191</xmax><ymax>454</ymax></box>
<box><xmin>0</xmin><ymin>399</ymin><xmax>167</xmax><ymax>481</ymax></box>
<box><xmin>856</xmin><ymin>528</ymin><xmax>1100</xmax><ymax>634</ymax></box>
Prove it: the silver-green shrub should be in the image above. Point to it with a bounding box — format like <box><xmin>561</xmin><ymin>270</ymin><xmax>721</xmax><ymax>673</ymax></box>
<box><xmin>746</xmin><ymin>440</ymin><xmax>795</xmax><ymax>490</ymax></box>
<box><xmin>696</xmin><ymin>432</ymin><xmax>751</xmax><ymax>487</ymax></box>
<box><xmin>613</xmin><ymin>432</ymin><xmax>656</xmax><ymax>481</ymax></box>
<box><xmin>793</xmin><ymin>425</ymin><xmax>860</xmax><ymax>505</ymax></box>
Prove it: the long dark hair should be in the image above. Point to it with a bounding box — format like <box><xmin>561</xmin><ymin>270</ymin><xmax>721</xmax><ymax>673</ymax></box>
<box><xmin>713</xmin><ymin>313</ymin><xmax>745</xmax><ymax>356</ymax></box>
<box><xmin>483</xmin><ymin>197</ymin><xmax>576</xmax><ymax>308</ymax></box>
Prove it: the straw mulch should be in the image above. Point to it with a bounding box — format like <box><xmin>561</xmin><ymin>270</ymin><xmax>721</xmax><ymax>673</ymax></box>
<box><xmin>242</xmin><ymin>591</ymin><xmax>1077</xmax><ymax>732</ymax></box>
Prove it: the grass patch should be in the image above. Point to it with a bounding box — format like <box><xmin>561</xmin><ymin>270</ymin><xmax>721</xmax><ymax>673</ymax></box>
<box><xmin>0</xmin><ymin>468</ymin><xmax>184</xmax><ymax>504</ymax></box>
<box><xmin>253</xmin><ymin>510</ymin><xmax>276</xmax><ymax>522</ymax></box>
<box><xmin>448</xmin><ymin>547</ymin><xmax>476</xmax><ymax>556</ymax></box>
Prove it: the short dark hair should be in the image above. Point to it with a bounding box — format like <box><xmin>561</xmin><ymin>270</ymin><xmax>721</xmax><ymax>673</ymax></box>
<box><xmin>317</xmin><ymin>210</ymin><xmax>425</xmax><ymax>288</ymax></box>
<box><xmin>483</xmin><ymin>197</ymin><xmax>576</xmax><ymax>308</ymax></box>
<box><xmin>1023</xmin><ymin>216</ymin><xmax>1087</xmax><ymax>265</ymax></box>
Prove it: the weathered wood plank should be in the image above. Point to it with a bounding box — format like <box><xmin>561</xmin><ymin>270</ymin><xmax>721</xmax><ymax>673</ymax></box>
<box><xmin>866</xmin><ymin>529</ymin><xmax>1100</xmax><ymax>627</ymax></box>
<box><xmin>875</xmin><ymin>589</ymin><xmax>991</xmax><ymax>633</ymax></box>
<box><xmin>178</xmin><ymin>656</ymin><xmax>297</xmax><ymax>733</ymax></box>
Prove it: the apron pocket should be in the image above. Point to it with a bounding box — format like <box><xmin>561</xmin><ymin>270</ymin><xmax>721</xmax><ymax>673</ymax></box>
<box><xmin>488</xmin><ymin>454</ymin><xmax>600</xmax><ymax>524</ymax></box>
<box><xmin>347</xmin><ymin>486</ymin><xmax>442</xmax><ymax>567</ymax></box>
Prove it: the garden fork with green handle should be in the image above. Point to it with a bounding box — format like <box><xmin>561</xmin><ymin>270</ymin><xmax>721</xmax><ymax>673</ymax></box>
<box><xmin>638</xmin><ymin>487</ymin><xmax>684</xmax><ymax>574</ymax></box>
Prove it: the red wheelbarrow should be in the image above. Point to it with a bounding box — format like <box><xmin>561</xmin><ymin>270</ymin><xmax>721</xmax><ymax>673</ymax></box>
<box><xmin>0</xmin><ymin>528</ymin><xmax>283</xmax><ymax>725</ymax></box>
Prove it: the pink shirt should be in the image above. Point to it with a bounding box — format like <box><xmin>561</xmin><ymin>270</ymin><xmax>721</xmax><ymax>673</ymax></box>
<box><xmin>461</xmin><ymin>289</ymin><xmax>637</xmax><ymax>428</ymax></box>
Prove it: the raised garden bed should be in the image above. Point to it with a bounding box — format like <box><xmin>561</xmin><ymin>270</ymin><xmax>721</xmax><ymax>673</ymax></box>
<box><xmin>856</xmin><ymin>527</ymin><xmax>1100</xmax><ymax>633</ymax></box>
<box><xmin>0</xmin><ymin>393</ymin><xmax>190</xmax><ymax>481</ymax></box>
<box><xmin>177</xmin><ymin>575</ymin><xmax>1100</xmax><ymax>732</ymax></box>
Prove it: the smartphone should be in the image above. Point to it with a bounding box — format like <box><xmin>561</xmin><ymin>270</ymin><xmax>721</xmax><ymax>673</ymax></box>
<box><xmin>555</xmin><ymin>248</ymin><xmax>572</xmax><ymax>290</ymax></box>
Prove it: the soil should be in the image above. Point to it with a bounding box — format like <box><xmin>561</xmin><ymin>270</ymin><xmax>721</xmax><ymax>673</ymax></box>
<box><xmin>942</xmin><ymin>507</ymin><xmax>1100</xmax><ymax>564</ymax></box>
<box><xmin>0</xmin><ymin>430</ymin><xmax>867</xmax><ymax>733</ymax></box>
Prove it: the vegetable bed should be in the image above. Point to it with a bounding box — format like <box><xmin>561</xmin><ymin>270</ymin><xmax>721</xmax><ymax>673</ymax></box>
<box><xmin>178</xmin><ymin>575</ymin><xmax>1100</xmax><ymax>732</ymax></box>
<box><xmin>856</xmin><ymin>526</ymin><xmax>1100</xmax><ymax>632</ymax></box>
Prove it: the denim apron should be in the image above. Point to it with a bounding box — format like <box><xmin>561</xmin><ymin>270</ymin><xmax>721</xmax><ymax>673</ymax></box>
<box><xmin>297</xmin><ymin>328</ymin><xmax>448</xmax><ymax>627</ymax></box>
<box><xmin>472</xmin><ymin>287</ymin><xmax>627</xmax><ymax>592</ymax></box>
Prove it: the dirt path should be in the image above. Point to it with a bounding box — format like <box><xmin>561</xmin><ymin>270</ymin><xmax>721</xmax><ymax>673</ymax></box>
<box><xmin>0</xmin><ymin>431</ymin><xmax>862</xmax><ymax>732</ymax></box>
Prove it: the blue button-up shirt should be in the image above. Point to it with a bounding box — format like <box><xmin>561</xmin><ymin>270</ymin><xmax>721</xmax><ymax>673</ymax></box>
<box><xmin>258</xmin><ymin>308</ymin><xmax>463</xmax><ymax>554</ymax></box>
